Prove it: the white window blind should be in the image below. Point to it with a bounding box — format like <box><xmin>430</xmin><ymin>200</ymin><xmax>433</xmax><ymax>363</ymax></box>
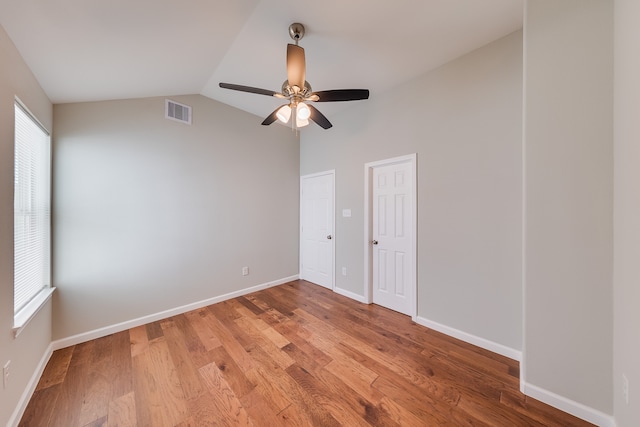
<box><xmin>14</xmin><ymin>101</ymin><xmax>51</xmax><ymax>315</ymax></box>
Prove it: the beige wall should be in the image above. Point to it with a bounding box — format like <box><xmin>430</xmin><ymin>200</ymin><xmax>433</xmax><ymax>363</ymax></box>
<box><xmin>523</xmin><ymin>0</ymin><xmax>613</xmax><ymax>416</ymax></box>
<box><xmin>0</xmin><ymin>25</ymin><xmax>53</xmax><ymax>427</ymax></box>
<box><xmin>301</xmin><ymin>31</ymin><xmax>524</xmax><ymax>352</ymax></box>
<box><xmin>52</xmin><ymin>95</ymin><xmax>299</xmax><ymax>340</ymax></box>
<box><xmin>614</xmin><ymin>0</ymin><xmax>640</xmax><ymax>425</ymax></box>
<box><xmin>6</xmin><ymin>2</ymin><xmax>636</xmax><ymax>424</ymax></box>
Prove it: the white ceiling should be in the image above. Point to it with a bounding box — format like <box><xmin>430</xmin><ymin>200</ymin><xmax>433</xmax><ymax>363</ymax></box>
<box><xmin>0</xmin><ymin>0</ymin><xmax>523</xmax><ymax>120</ymax></box>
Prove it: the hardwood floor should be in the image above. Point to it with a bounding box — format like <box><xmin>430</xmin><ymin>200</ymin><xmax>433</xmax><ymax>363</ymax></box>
<box><xmin>20</xmin><ymin>280</ymin><xmax>594</xmax><ymax>426</ymax></box>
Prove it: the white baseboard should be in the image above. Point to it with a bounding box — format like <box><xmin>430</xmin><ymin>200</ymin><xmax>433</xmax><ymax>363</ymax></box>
<box><xmin>523</xmin><ymin>382</ymin><xmax>616</xmax><ymax>427</ymax></box>
<box><xmin>413</xmin><ymin>315</ymin><xmax>616</xmax><ymax>427</ymax></box>
<box><xmin>414</xmin><ymin>315</ymin><xmax>522</xmax><ymax>362</ymax></box>
<box><xmin>8</xmin><ymin>343</ymin><xmax>54</xmax><ymax>427</ymax></box>
<box><xmin>51</xmin><ymin>275</ymin><xmax>299</xmax><ymax>351</ymax></box>
<box><xmin>333</xmin><ymin>286</ymin><xmax>368</xmax><ymax>303</ymax></box>
<box><xmin>24</xmin><ymin>277</ymin><xmax>618</xmax><ymax>427</ymax></box>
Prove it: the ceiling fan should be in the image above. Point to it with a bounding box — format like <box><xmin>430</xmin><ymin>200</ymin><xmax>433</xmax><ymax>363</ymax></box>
<box><xmin>219</xmin><ymin>23</ymin><xmax>369</xmax><ymax>130</ymax></box>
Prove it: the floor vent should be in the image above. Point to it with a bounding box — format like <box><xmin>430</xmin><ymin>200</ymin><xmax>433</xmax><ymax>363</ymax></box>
<box><xmin>165</xmin><ymin>99</ymin><xmax>192</xmax><ymax>125</ymax></box>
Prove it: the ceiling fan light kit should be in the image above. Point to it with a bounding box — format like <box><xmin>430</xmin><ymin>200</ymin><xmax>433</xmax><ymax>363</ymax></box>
<box><xmin>219</xmin><ymin>23</ymin><xmax>370</xmax><ymax>130</ymax></box>
<box><xmin>296</xmin><ymin>116</ymin><xmax>309</xmax><ymax>128</ymax></box>
<box><xmin>296</xmin><ymin>102</ymin><xmax>311</xmax><ymax>120</ymax></box>
<box><xmin>276</xmin><ymin>104</ymin><xmax>291</xmax><ymax>123</ymax></box>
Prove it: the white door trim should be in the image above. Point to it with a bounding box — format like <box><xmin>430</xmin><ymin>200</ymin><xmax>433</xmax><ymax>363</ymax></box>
<box><xmin>300</xmin><ymin>170</ymin><xmax>336</xmax><ymax>290</ymax></box>
<box><xmin>364</xmin><ymin>154</ymin><xmax>417</xmax><ymax>319</ymax></box>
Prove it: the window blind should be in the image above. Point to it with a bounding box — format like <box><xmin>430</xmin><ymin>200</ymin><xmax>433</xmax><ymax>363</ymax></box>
<box><xmin>14</xmin><ymin>101</ymin><xmax>51</xmax><ymax>315</ymax></box>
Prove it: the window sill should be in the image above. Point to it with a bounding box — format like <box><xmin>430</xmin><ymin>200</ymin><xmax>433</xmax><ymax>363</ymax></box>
<box><xmin>13</xmin><ymin>287</ymin><xmax>56</xmax><ymax>338</ymax></box>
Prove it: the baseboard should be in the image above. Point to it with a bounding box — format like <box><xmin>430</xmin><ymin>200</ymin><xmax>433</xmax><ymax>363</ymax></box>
<box><xmin>30</xmin><ymin>277</ymin><xmax>619</xmax><ymax>427</ymax></box>
<box><xmin>414</xmin><ymin>315</ymin><xmax>522</xmax><ymax>362</ymax></box>
<box><xmin>333</xmin><ymin>286</ymin><xmax>368</xmax><ymax>304</ymax></box>
<box><xmin>413</xmin><ymin>314</ymin><xmax>616</xmax><ymax>426</ymax></box>
<box><xmin>7</xmin><ymin>343</ymin><xmax>54</xmax><ymax>427</ymax></box>
<box><xmin>523</xmin><ymin>382</ymin><xmax>616</xmax><ymax>427</ymax></box>
<box><xmin>51</xmin><ymin>275</ymin><xmax>299</xmax><ymax>351</ymax></box>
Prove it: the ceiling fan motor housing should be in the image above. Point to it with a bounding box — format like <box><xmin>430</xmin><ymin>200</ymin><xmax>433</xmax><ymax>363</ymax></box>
<box><xmin>282</xmin><ymin>80</ymin><xmax>312</xmax><ymax>98</ymax></box>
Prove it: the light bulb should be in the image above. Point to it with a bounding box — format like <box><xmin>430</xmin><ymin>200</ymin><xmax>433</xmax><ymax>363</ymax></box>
<box><xmin>276</xmin><ymin>105</ymin><xmax>291</xmax><ymax>123</ymax></box>
<box><xmin>297</xmin><ymin>102</ymin><xmax>311</xmax><ymax>120</ymax></box>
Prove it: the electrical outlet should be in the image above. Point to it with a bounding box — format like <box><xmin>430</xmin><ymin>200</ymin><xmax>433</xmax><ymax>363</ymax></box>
<box><xmin>3</xmin><ymin>361</ymin><xmax>10</xmax><ymax>389</ymax></box>
<box><xmin>342</xmin><ymin>267</ymin><xmax>347</xmax><ymax>276</ymax></box>
<box><xmin>623</xmin><ymin>374</ymin><xmax>629</xmax><ymax>405</ymax></box>
<box><xmin>242</xmin><ymin>266</ymin><xmax>249</xmax><ymax>276</ymax></box>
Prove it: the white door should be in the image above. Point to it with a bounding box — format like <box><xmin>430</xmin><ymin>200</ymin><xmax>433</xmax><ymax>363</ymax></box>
<box><xmin>300</xmin><ymin>171</ymin><xmax>334</xmax><ymax>289</ymax></box>
<box><xmin>368</xmin><ymin>156</ymin><xmax>416</xmax><ymax>316</ymax></box>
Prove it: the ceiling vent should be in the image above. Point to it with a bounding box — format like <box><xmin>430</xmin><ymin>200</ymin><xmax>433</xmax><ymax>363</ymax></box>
<box><xmin>165</xmin><ymin>99</ymin><xmax>192</xmax><ymax>125</ymax></box>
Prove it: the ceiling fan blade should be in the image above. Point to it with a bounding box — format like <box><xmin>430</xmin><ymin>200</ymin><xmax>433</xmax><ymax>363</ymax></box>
<box><xmin>286</xmin><ymin>44</ymin><xmax>306</xmax><ymax>90</ymax></box>
<box><xmin>261</xmin><ymin>107</ymin><xmax>281</xmax><ymax>126</ymax></box>
<box><xmin>219</xmin><ymin>83</ymin><xmax>278</xmax><ymax>97</ymax></box>
<box><xmin>308</xmin><ymin>104</ymin><xmax>332</xmax><ymax>129</ymax></box>
<box><xmin>311</xmin><ymin>89</ymin><xmax>370</xmax><ymax>102</ymax></box>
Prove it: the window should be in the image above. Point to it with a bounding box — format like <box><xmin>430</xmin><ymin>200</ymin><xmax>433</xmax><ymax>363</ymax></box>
<box><xmin>13</xmin><ymin>99</ymin><xmax>52</xmax><ymax>333</ymax></box>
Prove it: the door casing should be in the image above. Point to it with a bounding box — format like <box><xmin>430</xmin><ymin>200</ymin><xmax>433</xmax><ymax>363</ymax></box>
<box><xmin>364</xmin><ymin>154</ymin><xmax>417</xmax><ymax>319</ymax></box>
<box><xmin>300</xmin><ymin>170</ymin><xmax>335</xmax><ymax>290</ymax></box>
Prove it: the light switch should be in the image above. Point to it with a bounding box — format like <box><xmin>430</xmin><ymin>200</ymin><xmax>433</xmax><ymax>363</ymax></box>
<box><xmin>342</xmin><ymin>209</ymin><xmax>352</xmax><ymax>218</ymax></box>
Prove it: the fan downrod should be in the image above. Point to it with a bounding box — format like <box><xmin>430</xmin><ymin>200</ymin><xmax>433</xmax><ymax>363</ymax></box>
<box><xmin>288</xmin><ymin>23</ymin><xmax>305</xmax><ymax>45</ymax></box>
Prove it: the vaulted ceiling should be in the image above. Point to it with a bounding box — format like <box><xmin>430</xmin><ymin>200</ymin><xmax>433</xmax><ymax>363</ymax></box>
<box><xmin>0</xmin><ymin>0</ymin><xmax>523</xmax><ymax>119</ymax></box>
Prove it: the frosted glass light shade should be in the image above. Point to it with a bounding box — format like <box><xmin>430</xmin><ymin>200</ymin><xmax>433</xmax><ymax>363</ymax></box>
<box><xmin>276</xmin><ymin>105</ymin><xmax>291</xmax><ymax>123</ymax></box>
<box><xmin>296</xmin><ymin>116</ymin><xmax>309</xmax><ymax>127</ymax></box>
<box><xmin>297</xmin><ymin>102</ymin><xmax>311</xmax><ymax>120</ymax></box>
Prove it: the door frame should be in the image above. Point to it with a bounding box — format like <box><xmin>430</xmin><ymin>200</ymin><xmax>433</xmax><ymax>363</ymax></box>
<box><xmin>300</xmin><ymin>170</ymin><xmax>336</xmax><ymax>290</ymax></box>
<box><xmin>364</xmin><ymin>154</ymin><xmax>417</xmax><ymax>319</ymax></box>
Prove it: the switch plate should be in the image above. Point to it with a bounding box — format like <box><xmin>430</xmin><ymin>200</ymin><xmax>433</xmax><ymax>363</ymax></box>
<box><xmin>341</xmin><ymin>267</ymin><xmax>347</xmax><ymax>276</ymax></box>
<box><xmin>3</xmin><ymin>361</ymin><xmax>10</xmax><ymax>389</ymax></box>
<box><xmin>623</xmin><ymin>374</ymin><xmax>629</xmax><ymax>405</ymax></box>
<box><xmin>342</xmin><ymin>209</ymin><xmax>351</xmax><ymax>218</ymax></box>
<box><xmin>242</xmin><ymin>266</ymin><xmax>249</xmax><ymax>276</ymax></box>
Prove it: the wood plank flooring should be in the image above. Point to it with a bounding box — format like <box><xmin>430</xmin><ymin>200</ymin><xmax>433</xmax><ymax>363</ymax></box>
<box><xmin>20</xmin><ymin>280</ymin><xmax>594</xmax><ymax>426</ymax></box>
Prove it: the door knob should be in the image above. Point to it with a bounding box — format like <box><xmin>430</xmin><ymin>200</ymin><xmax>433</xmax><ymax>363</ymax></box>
<box><xmin>372</xmin><ymin>240</ymin><xmax>378</xmax><ymax>245</ymax></box>
<box><xmin>327</xmin><ymin>235</ymin><xmax>332</xmax><ymax>240</ymax></box>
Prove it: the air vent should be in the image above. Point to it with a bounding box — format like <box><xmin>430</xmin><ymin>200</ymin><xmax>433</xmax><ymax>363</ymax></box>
<box><xmin>165</xmin><ymin>99</ymin><xmax>192</xmax><ymax>125</ymax></box>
